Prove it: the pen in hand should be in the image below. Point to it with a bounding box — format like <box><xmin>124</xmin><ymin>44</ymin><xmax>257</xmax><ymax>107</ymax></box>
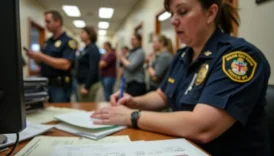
<box><xmin>118</xmin><ymin>77</ymin><xmax>126</xmax><ymax>100</ymax></box>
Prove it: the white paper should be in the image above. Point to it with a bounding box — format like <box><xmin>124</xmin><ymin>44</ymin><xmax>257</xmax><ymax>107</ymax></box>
<box><xmin>24</xmin><ymin>97</ymin><xmax>48</xmax><ymax>105</ymax></box>
<box><xmin>51</xmin><ymin>139</ymin><xmax>209</xmax><ymax>156</ymax></box>
<box><xmin>55</xmin><ymin>123</ymin><xmax>126</xmax><ymax>140</ymax></box>
<box><xmin>15</xmin><ymin>135</ymin><xmax>131</xmax><ymax>156</ymax></box>
<box><xmin>0</xmin><ymin>122</ymin><xmax>53</xmax><ymax>149</ymax></box>
<box><xmin>24</xmin><ymin>77</ymin><xmax>48</xmax><ymax>82</ymax></box>
<box><xmin>23</xmin><ymin>77</ymin><xmax>48</xmax><ymax>87</ymax></box>
<box><xmin>27</xmin><ymin>106</ymin><xmax>84</xmax><ymax>124</ymax></box>
<box><xmin>24</xmin><ymin>92</ymin><xmax>48</xmax><ymax>97</ymax></box>
<box><xmin>55</xmin><ymin>111</ymin><xmax>114</xmax><ymax>129</ymax></box>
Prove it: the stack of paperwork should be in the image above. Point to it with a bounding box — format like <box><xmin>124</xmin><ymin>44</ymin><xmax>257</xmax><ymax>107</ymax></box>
<box><xmin>54</xmin><ymin>111</ymin><xmax>126</xmax><ymax>140</ymax></box>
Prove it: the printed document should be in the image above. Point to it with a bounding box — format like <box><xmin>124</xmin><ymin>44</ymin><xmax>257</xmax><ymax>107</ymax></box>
<box><xmin>15</xmin><ymin>135</ymin><xmax>131</xmax><ymax>156</ymax></box>
<box><xmin>51</xmin><ymin>139</ymin><xmax>209</xmax><ymax>156</ymax></box>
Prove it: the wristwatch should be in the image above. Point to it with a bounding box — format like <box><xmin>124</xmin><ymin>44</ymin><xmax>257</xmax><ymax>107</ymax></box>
<box><xmin>131</xmin><ymin>111</ymin><xmax>140</xmax><ymax>129</ymax></box>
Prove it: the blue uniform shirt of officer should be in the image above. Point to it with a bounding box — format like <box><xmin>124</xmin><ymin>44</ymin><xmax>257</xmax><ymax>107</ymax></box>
<box><xmin>160</xmin><ymin>28</ymin><xmax>270</xmax><ymax>156</ymax></box>
<box><xmin>41</xmin><ymin>32</ymin><xmax>76</xmax><ymax>102</ymax></box>
<box><xmin>41</xmin><ymin>32</ymin><xmax>76</xmax><ymax>77</ymax></box>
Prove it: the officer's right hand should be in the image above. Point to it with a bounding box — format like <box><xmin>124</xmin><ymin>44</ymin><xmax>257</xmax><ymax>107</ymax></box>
<box><xmin>110</xmin><ymin>91</ymin><xmax>137</xmax><ymax>109</ymax></box>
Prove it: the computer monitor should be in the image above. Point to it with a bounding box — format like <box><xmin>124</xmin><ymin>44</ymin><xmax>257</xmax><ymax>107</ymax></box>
<box><xmin>0</xmin><ymin>0</ymin><xmax>26</xmax><ymax>143</ymax></box>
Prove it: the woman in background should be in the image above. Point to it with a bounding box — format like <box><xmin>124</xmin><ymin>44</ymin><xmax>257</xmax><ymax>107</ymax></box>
<box><xmin>76</xmin><ymin>26</ymin><xmax>100</xmax><ymax>102</ymax></box>
<box><xmin>119</xmin><ymin>34</ymin><xmax>146</xmax><ymax>96</ymax></box>
<box><xmin>99</xmin><ymin>42</ymin><xmax>117</xmax><ymax>101</ymax></box>
<box><xmin>147</xmin><ymin>35</ymin><xmax>173</xmax><ymax>92</ymax></box>
<box><xmin>117</xmin><ymin>46</ymin><xmax>129</xmax><ymax>80</ymax></box>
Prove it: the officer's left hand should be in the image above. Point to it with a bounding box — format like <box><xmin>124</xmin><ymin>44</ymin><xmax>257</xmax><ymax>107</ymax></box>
<box><xmin>91</xmin><ymin>105</ymin><xmax>135</xmax><ymax>126</ymax></box>
<box><xmin>26</xmin><ymin>50</ymin><xmax>42</xmax><ymax>61</ymax></box>
<box><xmin>81</xmin><ymin>88</ymin><xmax>88</xmax><ymax>95</ymax></box>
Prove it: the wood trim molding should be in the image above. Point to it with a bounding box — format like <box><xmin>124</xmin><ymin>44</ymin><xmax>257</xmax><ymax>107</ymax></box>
<box><xmin>28</xmin><ymin>18</ymin><xmax>46</xmax><ymax>76</ymax></box>
<box><xmin>155</xmin><ymin>9</ymin><xmax>165</xmax><ymax>35</ymax></box>
<box><xmin>134</xmin><ymin>22</ymin><xmax>143</xmax><ymax>34</ymax></box>
<box><xmin>134</xmin><ymin>22</ymin><xmax>143</xmax><ymax>45</ymax></box>
<box><xmin>232</xmin><ymin>0</ymin><xmax>238</xmax><ymax>37</ymax></box>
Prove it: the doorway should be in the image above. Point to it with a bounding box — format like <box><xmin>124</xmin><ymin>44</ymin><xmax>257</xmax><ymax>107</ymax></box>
<box><xmin>28</xmin><ymin>20</ymin><xmax>46</xmax><ymax>76</ymax></box>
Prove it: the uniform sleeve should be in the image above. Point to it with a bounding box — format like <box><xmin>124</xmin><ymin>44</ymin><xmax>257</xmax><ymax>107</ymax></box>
<box><xmin>159</xmin><ymin>52</ymin><xmax>181</xmax><ymax>92</ymax></box>
<box><xmin>62</xmin><ymin>39</ymin><xmax>77</xmax><ymax>61</ymax></box>
<box><xmin>154</xmin><ymin>54</ymin><xmax>171</xmax><ymax>79</ymax></box>
<box><xmin>159</xmin><ymin>71</ymin><xmax>169</xmax><ymax>91</ymax></box>
<box><xmin>198</xmin><ymin>50</ymin><xmax>269</xmax><ymax>126</ymax></box>
<box><xmin>85</xmin><ymin>46</ymin><xmax>100</xmax><ymax>90</ymax></box>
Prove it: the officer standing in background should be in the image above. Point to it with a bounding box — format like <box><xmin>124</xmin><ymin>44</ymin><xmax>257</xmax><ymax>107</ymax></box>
<box><xmin>27</xmin><ymin>10</ymin><xmax>77</xmax><ymax>102</ymax></box>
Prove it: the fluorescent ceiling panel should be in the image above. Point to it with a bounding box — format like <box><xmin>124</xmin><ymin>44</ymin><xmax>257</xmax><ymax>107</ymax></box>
<box><xmin>73</xmin><ymin>20</ymin><xmax>86</xmax><ymax>28</ymax></box>
<box><xmin>62</xmin><ymin>5</ymin><xmax>81</xmax><ymax>17</ymax></box>
<box><xmin>98</xmin><ymin>30</ymin><xmax>107</xmax><ymax>36</ymax></box>
<box><xmin>158</xmin><ymin>11</ymin><xmax>171</xmax><ymax>21</ymax></box>
<box><xmin>99</xmin><ymin>7</ymin><xmax>114</xmax><ymax>19</ymax></box>
<box><xmin>98</xmin><ymin>21</ymin><xmax>110</xmax><ymax>29</ymax></box>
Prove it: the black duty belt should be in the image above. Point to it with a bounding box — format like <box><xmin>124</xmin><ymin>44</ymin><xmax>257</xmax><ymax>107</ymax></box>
<box><xmin>48</xmin><ymin>76</ymin><xmax>72</xmax><ymax>87</ymax></box>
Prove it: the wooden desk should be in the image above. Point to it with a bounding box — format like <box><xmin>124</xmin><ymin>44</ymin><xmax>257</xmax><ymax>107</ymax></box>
<box><xmin>2</xmin><ymin>102</ymin><xmax>207</xmax><ymax>155</ymax></box>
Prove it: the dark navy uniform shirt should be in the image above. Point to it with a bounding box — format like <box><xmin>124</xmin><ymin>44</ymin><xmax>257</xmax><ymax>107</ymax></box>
<box><xmin>76</xmin><ymin>43</ymin><xmax>100</xmax><ymax>90</ymax></box>
<box><xmin>40</xmin><ymin>32</ymin><xmax>76</xmax><ymax>77</ymax></box>
<box><xmin>160</xmin><ymin>29</ymin><xmax>271</xmax><ymax>156</ymax></box>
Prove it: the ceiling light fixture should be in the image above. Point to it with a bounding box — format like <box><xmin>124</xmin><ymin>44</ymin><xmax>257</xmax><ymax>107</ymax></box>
<box><xmin>98</xmin><ymin>30</ymin><xmax>107</xmax><ymax>36</ymax></box>
<box><xmin>99</xmin><ymin>7</ymin><xmax>114</xmax><ymax>19</ymax></box>
<box><xmin>158</xmin><ymin>11</ymin><xmax>171</xmax><ymax>21</ymax></box>
<box><xmin>98</xmin><ymin>21</ymin><xmax>109</xmax><ymax>29</ymax></box>
<box><xmin>73</xmin><ymin>20</ymin><xmax>86</xmax><ymax>28</ymax></box>
<box><xmin>62</xmin><ymin>5</ymin><xmax>81</xmax><ymax>17</ymax></box>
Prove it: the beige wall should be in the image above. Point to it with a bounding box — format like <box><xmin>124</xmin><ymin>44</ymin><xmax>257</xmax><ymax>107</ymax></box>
<box><xmin>97</xmin><ymin>36</ymin><xmax>113</xmax><ymax>49</ymax></box>
<box><xmin>238</xmin><ymin>0</ymin><xmax>274</xmax><ymax>84</ymax></box>
<box><xmin>20</xmin><ymin>0</ymin><xmax>46</xmax><ymax>76</ymax></box>
<box><xmin>114</xmin><ymin>0</ymin><xmax>274</xmax><ymax>84</ymax></box>
<box><xmin>113</xmin><ymin>0</ymin><xmax>164</xmax><ymax>54</ymax></box>
<box><xmin>20</xmin><ymin>0</ymin><xmax>77</xmax><ymax>76</ymax></box>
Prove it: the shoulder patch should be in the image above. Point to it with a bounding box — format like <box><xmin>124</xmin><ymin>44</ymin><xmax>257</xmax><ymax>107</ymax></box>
<box><xmin>222</xmin><ymin>51</ymin><xmax>257</xmax><ymax>83</ymax></box>
<box><xmin>68</xmin><ymin>40</ymin><xmax>77</xmax><ymax>49</ymax></box>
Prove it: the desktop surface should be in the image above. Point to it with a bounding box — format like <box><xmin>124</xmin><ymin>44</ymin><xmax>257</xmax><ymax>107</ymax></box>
<box><xmin>2</xmin><ymin>102</ymin><xmax>208</xmax><ymax>155</ymax></box>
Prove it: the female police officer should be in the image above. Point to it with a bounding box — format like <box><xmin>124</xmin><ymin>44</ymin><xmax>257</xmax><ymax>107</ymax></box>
<box><xmin>91</xmin><ymin>0</ymin><xmax>271</xmax><ymax>155</ymax></box>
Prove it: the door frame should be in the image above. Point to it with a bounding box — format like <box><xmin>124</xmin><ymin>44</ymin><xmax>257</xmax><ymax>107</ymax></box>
<box><xmin>134</xmin><ymin>22</ymin><xmax>143</xmax><ymax>45</ymax></box>
<box><xmin>155</xmin><ymin>9</ymin><xmax>178</xmax><ymax>54</ymax></box>
<box><xmin>28</xmin><ymin>18</ymin><xmax>46</xmax><ymax>76</ymax></box>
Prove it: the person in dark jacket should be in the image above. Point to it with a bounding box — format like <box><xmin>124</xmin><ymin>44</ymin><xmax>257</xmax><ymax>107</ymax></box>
<box><xmin>76</xmin><ymin>26</ymin><xmax>100</xmax><ymax>102</ymax></box>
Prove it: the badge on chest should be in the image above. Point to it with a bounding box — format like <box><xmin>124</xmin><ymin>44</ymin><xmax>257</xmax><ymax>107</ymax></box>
<box><xmin>55</xmin><ymin>40</ymin><xmax>62</xmax><ymax>48</ymax></box>
<box><xmin>196</xmin><ymin>64</ymin><xmax>209</xmax><ymax>86</ymax></box>
<box><xmin>184</xmin><ymin>64</ymin><xmax>209</xmax><ymax>95</ymax></box>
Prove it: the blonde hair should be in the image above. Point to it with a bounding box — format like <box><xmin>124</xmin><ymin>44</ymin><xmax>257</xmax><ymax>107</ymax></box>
<box><xmin>157</xmin><ymin>35</ymin><xmax>174</xmax><ymax>55</ymax></box>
